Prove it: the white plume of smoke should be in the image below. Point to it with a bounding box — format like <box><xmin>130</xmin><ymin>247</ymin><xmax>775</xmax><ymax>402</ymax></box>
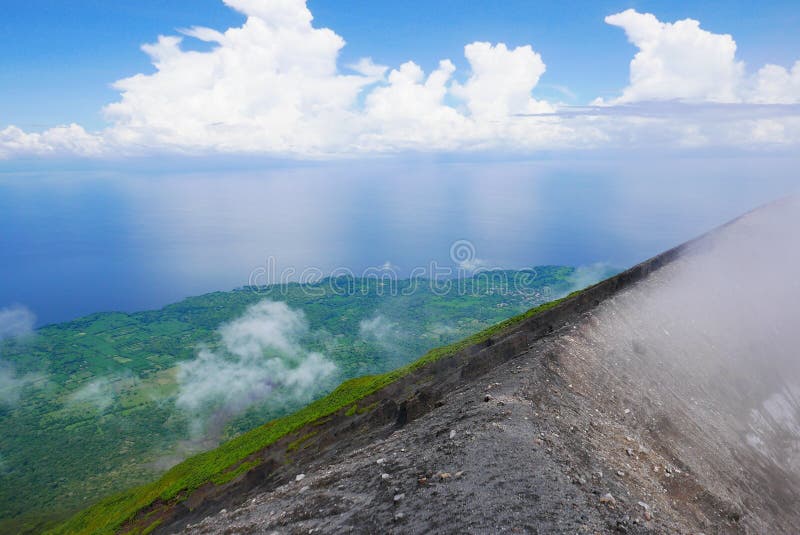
<box><xmin>175</xmin><ymin>300</ymin><xmax>336</xmax><ymax>437</ymax></box>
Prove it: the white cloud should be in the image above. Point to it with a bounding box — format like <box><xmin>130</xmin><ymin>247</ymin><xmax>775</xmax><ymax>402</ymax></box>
<box><xmin>451</xmin><ymin>42</ymin><xmax>552</xmax><ymax>118</ymax></box>
<box><xmin>0</xmin><ymin>363</ymin><xmax>25</xmax><ymax>406</ymax></box>
<box><xmin>751</xmin><ymin>61</ymin><xmax>800</xmax><ymax>104</ymax></box>
<box><xmin>0</xmin><ymin>305</ymin><xmax>36</xmax><ymax>341</ymax></box>
<box><xmin>600</xmin><ymin>9</ymin><xmax>743</xmax><ymax>104</ymax></box>
<box><xmin>0</xmin><ymin>305</ymin><xmax>44</xmax><ymax>406</ymax></box>
<box><xmin>176</xmin><ymin>300</ymin><xmax>336</xmax><ymax>436</ymax></box>
<box><xmin>0</xmin><ymin>361</ymin><xmax>43</xmax><ymax>406</ymax></box>
<box><xmin>1</xmin><ymin>2</ymin><xmax>799</xmax><ymax>158</ymax></box>
<box><xmin>600</xmin><ymin>9</ymin><xmax>800</xmax><ymax>106</ymax></box>
<box><xmin>103</xmin><ymin>0</ymin><xmax>377</xmax><ymax>156</ymax></box>
<box><xmin>0</xmin><ymin>124</ymin><xmax>103</xmax><ymax>159</ymax></box>
<box><xmin>68</xmin><ymin>377</ymin><xmax>119</xmax><ymax>411</ymax></box>
<box><xmin>359</xmin><ymin>314</ymin><xmax>400</xmax><ymax>346</ymax></box>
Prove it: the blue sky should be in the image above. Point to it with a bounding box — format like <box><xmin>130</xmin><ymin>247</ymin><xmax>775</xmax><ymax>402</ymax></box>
<box><xmin>3</xmin><ymin>0</ymin><xmax>799</xmax><ymax>131</ymax></box>
<box><xmin>1</xmin><ymin>0</ymin><xmax>799</xmax><ymax>158</ymax></box>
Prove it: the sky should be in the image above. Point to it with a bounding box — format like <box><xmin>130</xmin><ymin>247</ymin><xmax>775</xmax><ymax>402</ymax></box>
<box><xmin>1</xmin><ymin>0</ymin><xmax>799</xmax><ymax>159</ymax></box>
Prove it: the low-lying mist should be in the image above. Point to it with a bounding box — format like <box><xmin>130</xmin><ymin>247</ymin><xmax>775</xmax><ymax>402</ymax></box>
<box><xmin>175</xmin><ymin>300</ymin><xmax>337</xmax><ymax>439</ymax></box>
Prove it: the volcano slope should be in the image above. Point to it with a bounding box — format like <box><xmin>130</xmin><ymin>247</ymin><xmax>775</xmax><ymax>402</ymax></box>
<box><xmin>116</xmin><ymin>200</ymin><xmax>800</xmax><ymax>535</ymax></box>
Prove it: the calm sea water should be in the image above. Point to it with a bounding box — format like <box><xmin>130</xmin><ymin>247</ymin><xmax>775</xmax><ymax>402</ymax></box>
<box><xmin>1</xmin><ymin>158</ymin><xmax>797</xmax><ymax>326</ymax></box>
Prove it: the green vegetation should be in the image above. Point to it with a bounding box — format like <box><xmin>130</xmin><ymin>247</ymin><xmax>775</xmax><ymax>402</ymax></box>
<box><xmin>0</xmin><ymin>267</ymin><xmax>615</xmax><ymax>533</ymax></box>
<box><xmin>50</xmin><ymin>291</ymin><xmax>578</xmax><ymax>535</ymax></box>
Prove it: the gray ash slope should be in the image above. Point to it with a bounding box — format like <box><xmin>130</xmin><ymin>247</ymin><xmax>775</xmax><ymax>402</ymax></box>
<box><xmin>168</xmin><ymin>200</ymin><xmax>800</xmax><ymax>534</ymax></box>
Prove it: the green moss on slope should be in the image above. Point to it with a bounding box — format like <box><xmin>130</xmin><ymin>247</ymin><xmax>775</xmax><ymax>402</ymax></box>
<box><xmin>50</xmin><ymin>294</ymin><xmax>573</xmax><ymax>535</ymax></box>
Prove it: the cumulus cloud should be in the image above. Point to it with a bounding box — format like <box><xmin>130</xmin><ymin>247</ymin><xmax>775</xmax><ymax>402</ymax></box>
<box><xmin>1</xmin><ymin>2</ymin><xmax>799</xmax><ymax>157</ymax></box>
<box><xmin>600</xmin><ymin>9</ymin><xmax>800</xmax><ymax>106</ymax></box>
<box><xmin>176</xmin><ymin>300</ymin><xmax>336</xmax><ymax>436</ymax></box>
<box><xmin>103</xmin><ymin>0</ymin><xmax>381</xmax><ymax>155</ymax></box>
<box><xmin>0</xmin><ymin>305</ymin><xmax>36</xmax><ymax>341</ymax></box>
<box><xmin>599</xmin><ymin>9</ymin><xmax>743</xmax><ymax>104</ymax></box>
<box><xmin>751</xmin><ymin>62</ymin><xmax>800</xmax><ymax>104</ymax></box>
<box><xmin>0</xmin><ymin>0</ymin><xmax>573</xmax><ymax>157</ymax></box>
<box><xmin>451</xmin><ymin>42</ymin><xmax>552</xmax><ymax>118</ymax></box>
<box><xmin>0</xmin><ymin>124</ymin><xmax>103</xmax><ymax>159</ymax></box>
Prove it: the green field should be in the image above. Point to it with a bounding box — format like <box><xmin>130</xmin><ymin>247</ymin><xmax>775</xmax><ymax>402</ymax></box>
<box><xmin>0</xmin><ymin>268</ymin><xmax>610</xmax><ymax>533</ymax></box>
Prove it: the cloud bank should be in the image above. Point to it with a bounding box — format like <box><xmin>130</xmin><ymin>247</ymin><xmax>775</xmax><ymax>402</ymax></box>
<box><xmin>175</xmin><ymin>300</ymin><xmax>336</xmax><ymax>436</ymax></box>
<box><xmin>1</xmin><ymin>1</ymin><xmax>799</xmax><ymax>158</ymax></box>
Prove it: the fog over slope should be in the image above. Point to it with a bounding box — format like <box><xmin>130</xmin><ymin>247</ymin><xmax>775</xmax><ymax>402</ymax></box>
<box><xmin>552</xmin><ymin>198</ymin><xmax>800</xmax><ymax>530</ymax></box>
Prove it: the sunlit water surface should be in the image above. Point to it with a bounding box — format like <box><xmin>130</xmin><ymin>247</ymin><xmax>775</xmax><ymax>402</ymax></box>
<box><xmin>1</xmin><ymin>158</ymin><xmax>796</xmax><ymax>325</ymax></box>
